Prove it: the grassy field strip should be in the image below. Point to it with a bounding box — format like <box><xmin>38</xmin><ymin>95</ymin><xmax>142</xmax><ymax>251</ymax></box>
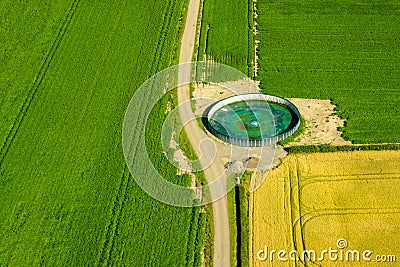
<box><xmin>99</xmin><ymin>0</ymin><xmax>201</xmax><ymax>265</ymax></box>
<box><xmin>252</xmin><ymin>151</ymin><xmax>400</xmax><ymax>267</ymax></box>
<box><xmin>103</xmin><ymin>0</ymin><xmax>207</xmax><ymax>264</ymax></box>
<box><xmin>95</xmin><ymin>1</ymin><xmax>151</xmax><ymax>264</ymax></box>
<box><xmin>0</xmin><ymin>0</ymin><xmax>78</xmax><ymax>167</ymax></box>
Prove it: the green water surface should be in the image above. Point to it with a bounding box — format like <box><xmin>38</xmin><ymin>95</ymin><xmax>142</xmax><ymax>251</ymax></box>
<box><xmin>209</xmin><ymin>100</ymin><xmax>296</xmax><ymax>140</ymax></box>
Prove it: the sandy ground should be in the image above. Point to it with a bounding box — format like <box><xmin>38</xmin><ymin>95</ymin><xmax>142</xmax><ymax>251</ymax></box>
<box><xmin>192</xmin><ymin>78</ymin><xmax>261</xmax><ymax>116</ymax></box>
<box><xmin>287</xmin><ymin>98</ymin><xmax>351</xmax><ymax>146</ymax></box>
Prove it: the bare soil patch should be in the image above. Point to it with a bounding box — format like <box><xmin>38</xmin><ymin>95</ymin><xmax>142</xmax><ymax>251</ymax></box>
<box><xmin>192</xmin><ymin>78</ymin><xmax>260</xmax><ymax>116</ymax></box>
<box><xmin>287</xmin><ymin>98</ymin><xmax>351</xmax><ymax>146</ymax></box>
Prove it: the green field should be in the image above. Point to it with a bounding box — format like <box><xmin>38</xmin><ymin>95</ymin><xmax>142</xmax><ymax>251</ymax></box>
<box><xmin>197</xmin><ymin>0</ymin><xmax>254</xmax><ymax>76</ymax></box>
<box><xmin>0</xmin><ymin>0</ymin><xmax>205</xmax><ymax>266</ymax></box>
<box><xmin>256</xmin><ymin>0</ymin><xmax>400</xmax><ymax>143</ymax></box>
<box><xmin>0</xmin><ymin>0</ymin><xmax>73</xmax><ymax>160</ymax></box>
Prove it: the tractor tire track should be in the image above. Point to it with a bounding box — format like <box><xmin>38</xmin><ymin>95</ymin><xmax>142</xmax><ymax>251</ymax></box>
<box><xmin>295</xmin><ymin>207</ymin><xmax>400</xmax><ymax>230</ymax></box>
<box><xmin>96</xmin><ymin>1</ymin><xmax>180</xmax><ymax>265</ymax></box>
<box><xmin>0</xmin><ymin>0</ymin><xmax>80</xmax><ymax>168</ymax></box>
<box><xmin>97</xmin><ymin>167</ymin><xmax>131</xmax><ymax>267</ymax></box>
<box><xmin>288</xmin><ymin>157</ymin><xmax>307</xmax><ymax>267</ymax></box>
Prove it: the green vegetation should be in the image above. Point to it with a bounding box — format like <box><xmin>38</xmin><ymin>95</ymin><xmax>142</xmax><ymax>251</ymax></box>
<box><xmin>228</xmin><ymin>172</ymin><xmax>251</xmax><ymax>267</ymax></box>
<box><xmin>196</xmin><ymin>0</ymin><xmax>254</xmax><ymax>76</ymax></box>
<box><xmin>286</xmin><ymin>143</ymin><xmax>400</xmax><ymax>154</ymax></box>
<box><xmin>256</xmin><ymin>0</ymin><xmax>400</xmax><ymax>144</ymax></box>
<box><xmin>203</xmin><ymin>203</ymin><xmax>214</xmax><ymax>267</ymax></box>
<box><xmin>238</xmin><ymin>173</ymin><xmax>251</xmax><ymax>267</ymax></box>
<box><xmin>227</xmin><ymin>188</ymin><xmax>237</xmax><ymax>265</ymax></box>
<box><xmin>145</xmin><ymin>88</ymin><xmax>202</xmax><ymax>263</ymax></box>
<box><xmin>168</xmin><ymin>89</ymin><xmax>213</xmax><ymax>266</ymax></box>
<box><xmin>0</xmin><ymin>0</ymin><xmax>206</xmax><ymax>266</ymax></box>
<box><xmin>0</xmin><ymin>0</ymin><xmax>74</xmax><ymax>165</ymax></box>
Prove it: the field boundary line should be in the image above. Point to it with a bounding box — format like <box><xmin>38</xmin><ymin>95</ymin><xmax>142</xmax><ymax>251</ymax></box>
<box><xmin>194</xmin><ymin>0</ymin><xmax>204</xmax><ymax>61</ymax></box>
<box><xmin>285</xmin><ymin>143</ymin><xmax>400</xmax><ymax>154</ymax></box>
<box><xmin>0</xmin><ymin>0</ymin><xmax>80</xmax><ymax>168</ymax></box>
<box><xmin>300</xmin><ymin>172</ymin><xmax>400</xmax><ymax>181</ymax></box>
<box><xmin>249</xmin><ymin>191</ymin><xmax>254</xmax><ymax>267</ymax></box>
<box><xmin>295</xmin><ymin>157</ymin><xmax>308</xmax><ymax>267</ymax></box>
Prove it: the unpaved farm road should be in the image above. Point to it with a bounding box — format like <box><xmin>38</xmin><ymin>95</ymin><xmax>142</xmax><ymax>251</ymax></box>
<box><xmin>177</xmin><ymin>0</ymin><xmax>231</xmax><ymax>266</ymax></box>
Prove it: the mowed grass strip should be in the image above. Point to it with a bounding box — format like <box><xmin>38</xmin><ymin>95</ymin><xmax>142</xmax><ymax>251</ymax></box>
<box><xmin>251</xmin><ymin>151</ymin><xmax>400</xmax><ymax>267</ymax></box>
<box><xmin>0</xmin><ymin>0</ymin><xmax>203</xmax><ymax>266</ymax></box>
<box><xmin>256</xmin><ymin>0</ymin><xmax>400</xmax><ymax>143</ymax></box>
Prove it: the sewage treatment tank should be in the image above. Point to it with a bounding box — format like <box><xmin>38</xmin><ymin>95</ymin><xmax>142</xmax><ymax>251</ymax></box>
<box><xmin>203</xmin><ymin>93</ymin><xmax>300</xmax><ymax>147</ymax></box>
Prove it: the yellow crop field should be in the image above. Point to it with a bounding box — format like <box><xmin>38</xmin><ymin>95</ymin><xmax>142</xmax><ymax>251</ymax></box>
<box><xmin>250</xmin><ymin>151</ymin><xmax>400</xmax><ymax>267</ymax></box>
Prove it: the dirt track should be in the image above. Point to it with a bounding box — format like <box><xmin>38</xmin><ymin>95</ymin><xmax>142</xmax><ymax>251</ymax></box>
<box><xmin>177</xmin><ymin>0</ymin><xmax>231</xmax><ymax>266</ymax></box>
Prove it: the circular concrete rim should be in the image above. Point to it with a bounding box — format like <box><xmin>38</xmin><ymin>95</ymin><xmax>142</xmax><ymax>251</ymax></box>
<box><xmin>203</xmin><ymin>93</ymin><xmax>301</xmax><ymax>147</ymax></box>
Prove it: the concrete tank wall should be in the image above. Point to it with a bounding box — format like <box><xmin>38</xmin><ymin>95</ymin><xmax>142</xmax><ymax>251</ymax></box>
<box><xmin>204</xmin><ymin>93</ymin><xmax>300</xmax><ymax>147</ymax></box>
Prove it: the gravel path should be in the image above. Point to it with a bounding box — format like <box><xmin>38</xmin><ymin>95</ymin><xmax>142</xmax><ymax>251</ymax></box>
<box><xmin>177</xmin><ymin>0</ymin><xmax>231</xmax><ymax>266</ymax></box>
